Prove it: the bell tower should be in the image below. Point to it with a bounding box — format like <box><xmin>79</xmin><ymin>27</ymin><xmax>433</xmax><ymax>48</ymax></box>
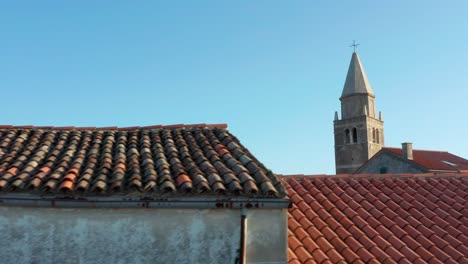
<box><xmin>334</xmin><ymin>51</ymin><xmax>384</xmax><ymax>174</ymax></box>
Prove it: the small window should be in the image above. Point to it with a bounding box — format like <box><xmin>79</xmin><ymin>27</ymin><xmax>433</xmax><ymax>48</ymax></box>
<box><xmin>345</xmin><ymin>129</ymin><xmax>350</xmax><ymax>144</ymax></box>
<box><xmin>380</xmin><ymin>167</ymin><xmax>388</xmax><ymax>174</ymax></box>
<box><xmin>372</xmin><ymin>128</ymin><xmax>376</xmax><ymax>143</ymax></box>
<box><xmin>352</xmin><ymin>128</ymin><xmax>358</xmax><ymax>143</ymax></box>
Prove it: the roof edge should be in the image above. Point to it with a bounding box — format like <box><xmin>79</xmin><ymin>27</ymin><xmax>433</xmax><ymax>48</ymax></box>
<box><xmin>382</xmin><ymin>147</ymin><xmax>449</xmax><ymax>153</ymax></box>
<box><xmin>277</xmin><ymin>172</ymin><xmax>468</xmax><ymax>180</ymax></box>
<box><xmin>0</xmin><ymin>195</ymin><xmax>290</xmax><ymax>209</ymax></box>
<box><xmin>0</xmin><ymin>123</ymin><xmax>228</xmax><ymax>131</ymax></box>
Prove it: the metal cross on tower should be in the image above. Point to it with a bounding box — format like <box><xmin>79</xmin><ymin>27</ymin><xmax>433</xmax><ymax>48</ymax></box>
<box><xmin>349</xmin><ymin>40</ymin><xmax>360</xmax><ymax>52</ymax></box>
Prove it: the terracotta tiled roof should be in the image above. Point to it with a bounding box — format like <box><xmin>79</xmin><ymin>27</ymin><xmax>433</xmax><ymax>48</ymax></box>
<box><xmin>282</xmin><ymin>173</ymin><xmax>468</xmax><ymax>264</ymax></box>
<box><xmin>0</xmin><ymin>124</ymin><xmax>285</xmax><ymax>197</ymax></box>
<box><xmin>382</xmin><ymin>147</ymin><xmax>468</xmax><ymax>172</ymax></box>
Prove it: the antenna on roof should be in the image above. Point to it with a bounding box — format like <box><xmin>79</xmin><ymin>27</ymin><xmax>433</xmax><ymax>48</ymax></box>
<box><xmin>349</xmin><ymin>40</ymin><xmax>360</xmax><ymax>52</ymax></box>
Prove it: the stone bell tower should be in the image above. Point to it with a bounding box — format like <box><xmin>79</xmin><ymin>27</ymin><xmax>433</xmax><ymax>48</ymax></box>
<box><xmin>334</xmin><ymin>51</ymin><xmax>384</xmax><ymax>174</ymax></box>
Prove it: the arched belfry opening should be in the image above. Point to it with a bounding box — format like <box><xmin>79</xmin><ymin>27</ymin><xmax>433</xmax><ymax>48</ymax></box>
<box><xmin>344</xmin><ymin>129</ymin><xmax>350</xmax><ymax>144</ymax></box>
<box><xmin>352</xmin><ymin>128</ymin><xmax>358</xmax><ymax>143</ymax></box>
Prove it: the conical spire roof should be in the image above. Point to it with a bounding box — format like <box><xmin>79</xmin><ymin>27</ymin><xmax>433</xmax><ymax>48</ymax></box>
<box><xmin>341</xmin><ymin>52</ymin><xmax>374</xmax><ymax>99</ymax></box>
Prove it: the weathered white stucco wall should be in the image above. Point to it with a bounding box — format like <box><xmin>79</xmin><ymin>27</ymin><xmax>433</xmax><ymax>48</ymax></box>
<box><xmin>0</xmin><ymin>206</ymin><xmax>287</xmax><ymax>264</ymax></box>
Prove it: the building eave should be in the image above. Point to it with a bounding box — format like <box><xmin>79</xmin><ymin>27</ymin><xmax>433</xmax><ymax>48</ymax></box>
<box><xmin>0</xmin><ymin>194</ymin><xmax>291</xmax><ymax>209</ymax></box>
<box><xmin>339</xmin><ymin>92</ymin><xmax>375</xmax><ymax>101</ymax></box>
<box><xmin>427</xmin><ymin>169</ymin><xmax>460</xmax><ymax>174</ymax></box>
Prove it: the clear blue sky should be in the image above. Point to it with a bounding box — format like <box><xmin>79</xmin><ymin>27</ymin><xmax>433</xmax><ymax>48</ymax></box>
<box><xmin>1</xmin><ymin>1</ymin><xmax>467</xmax><ymax>174</ymax></box>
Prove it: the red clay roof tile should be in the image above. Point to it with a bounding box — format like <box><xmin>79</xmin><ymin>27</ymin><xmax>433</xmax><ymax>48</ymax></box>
<box><xmin>295</xmin><ymin>246</ymin><xmax>314</xmax><ymax>263</ymax></box>
<box><xmin>282</xmin><ymin>173</ymin><xmax>468</xmax><ymax>264</ymax></box>
<box><xmin>301</xmin><ymin>236</ymin><xmax>320</xmax><ymax>253</ymax></box>
<box><xmin>295</xmin><ymin>228</ymin><xmax>310</xmax><ymax>242</ymax></box>
<box><xmin>340</xmin><ymin>247</ymin><xmax>360</xmax><ymax>263</ymax></box>
<box><xmin>310</xmin><ymin>248</ymin><xmax>329</xmax><ymax>264</ymax></box>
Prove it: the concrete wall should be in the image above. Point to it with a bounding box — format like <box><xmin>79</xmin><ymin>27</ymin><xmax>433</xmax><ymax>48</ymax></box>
<box><xmin>356</xmin><ymin>152</ymin><xmax>426</xmax><ymax>174</ymax></box>
<box><xmin>0</xmin><ymin>206</ymin><xmax>287</xmax><ymax>264</ymax></box>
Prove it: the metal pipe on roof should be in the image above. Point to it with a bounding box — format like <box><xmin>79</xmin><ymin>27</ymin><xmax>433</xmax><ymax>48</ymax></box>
<box><xmin>240</xmin><ymin>208</ymin><xmax>247</xmax><ymax>264</ymax></box>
